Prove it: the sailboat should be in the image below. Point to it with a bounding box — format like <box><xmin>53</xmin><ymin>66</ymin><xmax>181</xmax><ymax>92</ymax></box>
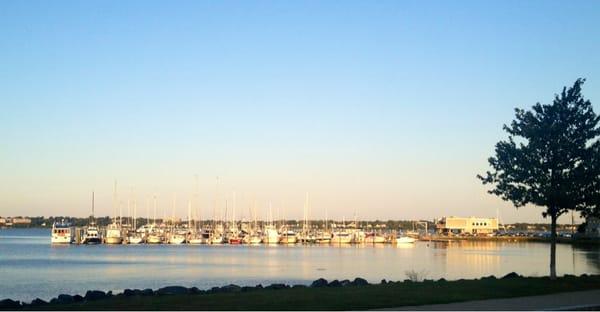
<box><xmin>147</xmin><ymin>194</ymin><xmax>163</xmax><ymax>244</ymax></box>
<box><xmin>127</xmin><ymin>195</ymin><xmax>143</xmax><ymax>244</ymax></box>
<box><xmin>82</xmin><ymin>192</ymin><xmax>102</xmax><ymax>244</ymax></box>
<box><xmin>168</xmin><ymin>194</ymin><xmax>186</xmax><ymax>245</ymax></box>
<box><xmin>263</xmin><ymin>202</ymin><xmax>279</xmax><ymax>244</ymax></box>
<box><xmin>106</xmin><ymin>181</ymin><xmax>123</xmax><ymax>244</ymax></box>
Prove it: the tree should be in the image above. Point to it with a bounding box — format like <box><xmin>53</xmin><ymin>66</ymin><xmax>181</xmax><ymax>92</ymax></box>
<box><xmin>478</xmin><ymin>78</ymin><xmax>600</xmax><ymax>279</ymax></box>
<box><xmin>579</xmin><ymin>141</ymin><xmax>600</xmax><ymax>219</ymax></box>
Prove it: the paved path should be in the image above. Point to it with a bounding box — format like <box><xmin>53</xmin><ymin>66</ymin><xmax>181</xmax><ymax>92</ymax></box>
<box><xmin>377</xmin><ymin>289</ymin><xmax>600</xmax><ymax>310</ymax></box>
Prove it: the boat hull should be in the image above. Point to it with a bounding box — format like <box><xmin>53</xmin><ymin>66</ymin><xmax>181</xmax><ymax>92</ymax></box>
<box><xmin>105</xmin><ymin>237</ymin><xmax>123</xmax><ymax>244</ymax></box>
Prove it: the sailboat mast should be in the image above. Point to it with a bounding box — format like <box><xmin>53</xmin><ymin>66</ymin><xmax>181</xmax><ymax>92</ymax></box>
<box><xmin>113</xmin><ymin>180</ymin><xmax>117</xmax><ymax>223</ymax></box>
<box><xmin>153</xmin><ymin>194</ymin><xmax>157</xmax><ymax>225</ymax></box>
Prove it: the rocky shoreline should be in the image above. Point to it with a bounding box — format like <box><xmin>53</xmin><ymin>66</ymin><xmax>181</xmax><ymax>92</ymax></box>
<box><xmin>0</xmin><ymin>272</ymin><xmax>557</xmax><ymax>310</ymax></box>
<box><xmin>2</xmin><ymin>273</ymin><xmax>600</xmax><ymax>310</ymax></box>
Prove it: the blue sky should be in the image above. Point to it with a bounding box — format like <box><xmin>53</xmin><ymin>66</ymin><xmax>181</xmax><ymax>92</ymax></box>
<box><xmin>1</xmin><ymin>0</ymin><xmax>599</xmax><ymax>222</ymax></box>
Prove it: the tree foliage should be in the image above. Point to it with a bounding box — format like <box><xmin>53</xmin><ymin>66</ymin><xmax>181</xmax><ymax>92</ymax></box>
<box><xmin>478</xmin><ymin>79</ymin><xmax>599</xmax><ymax>219</ymax></box>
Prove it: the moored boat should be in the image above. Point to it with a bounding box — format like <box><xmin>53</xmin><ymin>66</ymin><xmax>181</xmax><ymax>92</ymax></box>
<box><xmin>105</xmin><ymin>222</ymin><xmax>123</xmax><ymax>244</ymax></box>
<box><xmin>396</xmin><ymin>235</ymin><xmax>416</xmax><ymax>244</ymax></box>
<box><xmin>279</xmin><ymin>230</ymin><xmax>297</xmax><ymax>244</ymax></box>
<box><xmin>331</xmin><ymin>231</ymin><xmax>353</xmax><ymax>244</ymax></box>
<box><xmin>51</xmin><ymin>220</ymin><xmax>74</xmax><ymax>244</ymax></box>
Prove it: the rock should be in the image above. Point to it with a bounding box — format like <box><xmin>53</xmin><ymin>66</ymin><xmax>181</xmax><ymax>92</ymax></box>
<box><xmin>220</xmin><ymin>284</ymin><xmax>241</xmax><ymax>293</ymax></box>
<box><xmin>107</xmin><ymin>291</ymin><xmax>113</xmax><ymax>297</ymax></box>
<box><xmin>482</xmin><ymin>275</ymin><xmax>496</xmax><ymax>280</ymax></box>
<box><xmin>255</xmin><ymin>284</ymin><xmax>263</xmax><ymax>289</ymax></box>
<box><xmin>502</xmin><ymin>272</ymin><xmax>520</xmax><ymax>279</ymax></box>
<box><xmin>423</xmin><ymin>279</ymin><xmax>433</xmax><ymax>283</ymax></box>
<box><xmin>123</xmin><ymin>289</ymin><xmax>136</xmax><ymax>297</ymax></box>
<box><xmin>156</xmin><ymin>286</ymin><xmax>189</xmax><ymax>295</ymax></box>
<box><xmin>437</xmin><ymin>278</ymin><xmax>447</xmax><ymax>282</ymax></box>
<box><xmin>310</xmin><ymin>278</ymin><xmax>328</xmax><ymax>288</ymax></box>
<box><xmin>265</xmin><ymin>283</ymin><xmax>288</xmax><ymax>290</ymax></box>
<box><xmin>208</xmin><ymin>286</ymin><xmax>221</xmax><ymax>294</ymax></box>
<box><xmin>73</xmin><ymin>295</ymin><xmax>84</xmax><ymax>302</ymax></box>
<box><xmin>241</xmin><ymin>286</ymin><xmax>256</xmax><ymax>292</ymax></box>
<box><xmin>141</xmin><ymin>289</ymin><xmax>153</xmax><ymax>296</ymax></box>
<box><xmin>292</xmin><ymin>284</ymin><xmax>307</xmax><ymax>288</ymax></box>
<box><xmin>56</xmin><ymin>294</ymin><xmax>74</xmax><ymax>304</ymax></box>
<box><xmin>340</xmin><ymin>279</ymin><xmax>351</xmax><ymax>287</ymax></box>
<box><xmin>380</xmin><ymin>279</ymin><xmax>387</xmax><ymax>284</ymax></box>
<box><xmin>189</xmin><ymin>287</ymin><xmax>200</xmax><ymax>294</ymax></box>
<box><xmin>351</xmin><ymin>277</ymin><xmax>369</xmax><ymax>286</ymax></box>
<box><xmin>328</xmin><ymin>280</ymin><xmax>342</xmax><ymax>287</ymax></box>
<box><xmin>0</xmin><ymin>299</ymin><xmax>21</xmax><ymax>309</ymax></box>
<box><xmin>85</xmin><ymin>290</ymin><xmax>107</xmax><ymax>301</ymax></box>
<box><xmin>30</xmin><ymin>298</ymin><xmax>47</xmax><ymax>306</ymax></box>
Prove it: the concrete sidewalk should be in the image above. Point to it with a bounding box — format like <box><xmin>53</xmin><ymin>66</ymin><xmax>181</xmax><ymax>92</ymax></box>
<box><xmin>377</xmin><ymin>289</ymin><xmax>600</xmax><ymax>310</ymax></box>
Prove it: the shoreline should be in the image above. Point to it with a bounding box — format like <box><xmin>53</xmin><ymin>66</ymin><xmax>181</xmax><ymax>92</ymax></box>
<box><xmin>2</xmin><ymin>274</ymin><xmax>600</xmax><ymax>310</ymax></box>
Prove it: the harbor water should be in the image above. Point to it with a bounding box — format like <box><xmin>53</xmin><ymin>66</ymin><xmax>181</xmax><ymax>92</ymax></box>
<box><xmin>1</xmin><ymin>228</ymin><xmax>599</xmax><ymax>302</ymax></box>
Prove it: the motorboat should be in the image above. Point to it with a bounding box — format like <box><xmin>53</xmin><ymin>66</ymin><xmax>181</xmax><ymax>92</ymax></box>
<box><xmin>105</xmin><ymin>222</ymin><xmax>123</xmax><ymax>244</ymax></box>
<box><xmin>279</xmin><ymin>230</ymin><xmax>297</xmax><ymax>244</ymax></box>
<box><xmin>263</xmin><ymin>225</ymin><xmax>279</xmax><ymax>244</ymax></box>
<box><xmin>51</xmin><ymin>220</ymin><xmax>74</xmax><ymax>244</ymax></box>
<box><xmin>331</xmin><ymin>231</ymin><xmax>353</xmax><ymax>244</ymax></box>
<box><xmin>364</xmin><ymin>233</ymin><xmax>386</xmax><ymax>244</ymax></box>
<box><xmin>396</xmin><ymin>235</ymin><xmax>416</xmax><ymax>244</ymax></box>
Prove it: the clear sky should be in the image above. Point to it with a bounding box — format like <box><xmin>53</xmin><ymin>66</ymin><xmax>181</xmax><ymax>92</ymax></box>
<box><xmin>1</xmin><ymin>0</ymin><xmax>599</xmax><ymax>223</ymax></box>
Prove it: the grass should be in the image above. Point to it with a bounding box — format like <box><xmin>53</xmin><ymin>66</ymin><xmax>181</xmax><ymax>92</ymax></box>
<box><xmin>20</xmin><ymin>275</ymin><xmax>600</xmax><ymax>310</ymax></box>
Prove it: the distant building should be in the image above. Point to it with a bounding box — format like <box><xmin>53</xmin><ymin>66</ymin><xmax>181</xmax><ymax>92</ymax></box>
<box><xmin>0</xmin><ymin>217</ymin><xmax>6</xmax><ymax>225</ymax></box>
<box><xmin>436</xmin><ymin>216</ymin><xmax>499</xmax><ymax>235</ymax></box>
<box><xmin>12</xmin><ymin>218</ymin><xmax>32</xmax><ymax>225</ymax></box>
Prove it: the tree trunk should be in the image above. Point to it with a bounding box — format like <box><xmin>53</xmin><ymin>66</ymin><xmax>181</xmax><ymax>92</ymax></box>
<box><xmin>550</xmin><ymin>213</ymin><xmax>557</xmax><ymax>280</ymax></box>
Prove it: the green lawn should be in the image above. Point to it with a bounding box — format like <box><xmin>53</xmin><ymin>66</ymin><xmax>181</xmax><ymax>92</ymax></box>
<box><xmin>22</xmin><ymin>275</ymin><xmax>600</xmax><ymax>310</ymax></box>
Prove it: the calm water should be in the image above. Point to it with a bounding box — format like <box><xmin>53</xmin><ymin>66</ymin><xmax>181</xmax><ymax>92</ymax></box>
<box><xmin>1</xmin><ymin>228</ymin><xmax>599</xmax><ymax>302</ymax></box>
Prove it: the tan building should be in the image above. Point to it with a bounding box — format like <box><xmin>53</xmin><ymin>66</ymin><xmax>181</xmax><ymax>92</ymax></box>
<box><xmin>12</xmin><ymin>218</ymin><xmax>32</xmax><ymax>225</ymax></box>
<box><xmin>436</xmin><ymin>216</ymin><xmax>499</xmax><ymax>235</ymax></box>
<box><xmin>0</xmin><ymin>217</ymin><xmax>6</xmax><ymax>225</ymax></box>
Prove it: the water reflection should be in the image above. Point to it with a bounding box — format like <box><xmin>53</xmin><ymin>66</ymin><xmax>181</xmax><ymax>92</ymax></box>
<box><xmin>1</xmin><ymin>229</ymin><xmax>599</xmax><ymax>302</ymax></box>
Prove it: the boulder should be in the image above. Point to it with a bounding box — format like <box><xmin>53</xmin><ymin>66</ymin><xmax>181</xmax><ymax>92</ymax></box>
<box><xmin>123</xmin><ymin>289</ymin><xmax>135</xmax><ymax>297</ymax></box>
<box><xmin>328</xmin><ymin>280</ymin><xmax>342</xmax><ymax>287</ymax></box>
<box><xmin>241</xmin><ymin>286</ymin><xmax>257</xmax><ymax>292</ymax></box>
<box><xmin>437</xmin><ymin>278</ymin><xmax>447</xmax><ymax>282</ymax></box>
<box><xmin>255</xmin><ymin>284</ymin><xmax>263</xmax><ymax>289</ymax></box>
<box><xmin>189</xmin><ymin>287</ymin><xmax>201</xmax><ymax>294</ymax></box>
<box><xmin>30</xmin><ymin>298</ymin><xmax>47</xmax><ymax>306</ymax></box>
<box><xmin>380</xmin><ymin>279</ymin><xmax>387</xmax><ymax>284</ymax></box>
<box><xmin>310</xmin><ymin>278</ymin><xmax>328</xmax><ymax>288</ymax></box>
<box><xmin>220</xmin><ymin>284</ymin><xmax>241</xmax><ymax>293</ymax></box>
<box><xmin>265</xmin><ymin>283</ymin><xmax>288</xmax><ymax>290</ymax></box>
<box><xmin>351</xmin><ymin>278</ymin><xmax>369</xmax><ymax>286</ymax></box>
<box><xmin>56</xmin><ymin>294</ymin><xmax>74</xmax><ymax>304</ymax></box>
<box><xmin>73</xmin><ymin>295</ymin><xmax>84</xmax><ymax>302</ymax></box>
<box><xmin>292</xmin><ymin>284</ymin><xmax>307</xmax><ymax>289</ymax></box>
<box><xmin>0</xmin><ymin>299</ymin><xmax>21</xmax><ymax>309</ymax></box>
<box><xmin>141</xmin><ymin>289</ymin><xmax>153</xmax><ymax>296</ymax></box>
<box><xmin>502</xmin><ymin>272</ymin><xmax>520</xmax><ymax>279</ymax></box>
<box><xmin>340</xmin><ymin>280</ymin><xmax>351</xmax><ymax>287</ymax></box>
<box><xmin>156</xmin><ymin>286</ymin><xmax>189</xmax><ymax>295</ymax></box>
<box><xmin>84</xmin><ymin>290</ymin><xmax>107</xmax><ymax>301</ymax></box>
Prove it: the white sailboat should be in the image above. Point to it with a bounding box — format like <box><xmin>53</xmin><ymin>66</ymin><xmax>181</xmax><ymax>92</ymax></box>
<box><xmin>263</xmin><ymin>202</ymin><xmax>279</xmax><ymax>244</ymax></box>
<box><xmin>105</xmin><ymin>181</ymin><xmax>123</xmax><ymax>244</ymax></box>
<box><xmin>82</xmin><ymin>192</ymin><xmax>102</xmax><ymax>244</ymax></box>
